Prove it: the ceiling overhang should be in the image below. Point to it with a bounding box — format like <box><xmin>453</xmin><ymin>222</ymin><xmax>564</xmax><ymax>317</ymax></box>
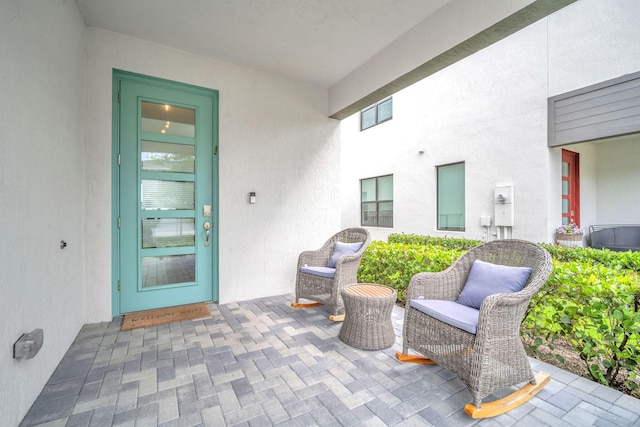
<box><xmin>329</xmin><ymin>0</ymin><xmax>577</xmax><ymax>119</ymax></box>
<box><xmin>76</xmin><ymin>0</ymin><xmax>577</xmax><ymax>120</ymax></box>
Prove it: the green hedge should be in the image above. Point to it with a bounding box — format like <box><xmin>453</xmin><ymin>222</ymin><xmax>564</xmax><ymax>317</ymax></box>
<box><xmin>388</xmin><ymin>233</ymin><xmax>482</xmax><ymax>250</ymax></box>
<box><xmin>523</xmin><ymin>259</ymin><xmax>640</xmax><ymax>391</ymax></box>
<box><xmin>358</xmin><ymin>236</ymin><xmax>640</xmax><ymax>392</ymax></box>
<box><xmin>357</xmin><ymin>240</ymin><xmax>464</xmax><ymax>302</ymax></box>
<box><xmin>540</xmin><ymin>243</ymin><xmax>640</xmax><ymax>272</ymax></box>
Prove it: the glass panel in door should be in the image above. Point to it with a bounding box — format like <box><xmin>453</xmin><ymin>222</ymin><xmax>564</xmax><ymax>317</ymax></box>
<box><xmin>141</xmin><ymin>102</ymin><xmax>195</xmax><ymax>137</ymax></box>
<box><xmin>141</xmin><ymin>141</ymin><xmax>195</xmax><ymax>173</ymax></box>
<box><xmin>139</xmin><ymin>102</ymin><xmax>197</xmax><ymax>290</ymax></box>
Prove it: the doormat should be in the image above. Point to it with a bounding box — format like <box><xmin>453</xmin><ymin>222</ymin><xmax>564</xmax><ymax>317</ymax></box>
<box><xmin>121</xmin><ymin>302</ymin><xmax>211</xmax><ymax>331</ymax></box>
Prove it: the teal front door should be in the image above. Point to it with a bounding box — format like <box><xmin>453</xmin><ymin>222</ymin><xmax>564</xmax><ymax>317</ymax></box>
<box><xmin>114</xmin><ymin>71</ymin><xmax>218</xmax><ymax>314</ymax></box>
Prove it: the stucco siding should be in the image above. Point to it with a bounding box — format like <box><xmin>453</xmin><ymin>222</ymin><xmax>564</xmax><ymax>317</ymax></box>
<box><xmin>548</xmin><ymin>0</ymin><xmax>640</xmax><ymax>235</ymax></box>
<box><xmin>85</xmin><ymin>28</ymin><xmax>341</xmax><ymax>322</ymax></box>
<box><xmin>342</xmin><ymin>0</ymin><xmax>640</xmax><ymax>244</ymax></box>
<box><xmin>595</xmin><ymin>135</ymin><xmax>640</xmax><ymax>224</ymax></box>
<box><xmin>548</xmin><ymin>0</ymin><xmax>640</xmax><ymax>98</ymax></box>
<box><xmin>0</xmin><ymin>1</ymin><xmax>87</xmax><ymax>425</ymax></box>
<box><xmin>342</xmin><ymin>18</ymin><xmax>550</xmax><ymax>242</ymax></box>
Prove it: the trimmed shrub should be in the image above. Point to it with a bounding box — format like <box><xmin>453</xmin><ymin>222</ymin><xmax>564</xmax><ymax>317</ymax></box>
<box><xmin>388</xmin><ymin>233</ymin><xmax>482</xmax><ymax>251</ymax></box>
<box><xmin>357</xmin><ymin>240</ymin><xmax>463</xmax><ymax>302</ymax></box>
<box><xmin>524</xmin><ymin>260</ymin><xmax>640</xmax><ymax>391</ymax></box>
<box><xmin>540</xmin><ymin>243</ymin><xmax>640</xmax><ymax>272</ymax></box>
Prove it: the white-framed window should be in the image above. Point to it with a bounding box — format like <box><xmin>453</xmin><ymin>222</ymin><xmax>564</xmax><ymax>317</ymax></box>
<box><xmin>437</xmin><ymin>162</ymin><xmax>465</xmax><ymax>231</ymax></box>
<box><xmin>360</xmin><ymin>97</ymin><xmax>392</xmax><ymax>131</ymax></box>
<box><xmin>361</xmin><ymin>175</ymin><xmax>393</xmax><ymax>227</ymax></box>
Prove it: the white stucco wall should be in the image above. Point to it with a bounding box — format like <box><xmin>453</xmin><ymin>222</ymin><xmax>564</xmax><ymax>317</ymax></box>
<box><xmin>594</xmin><ymin>135</ymin><xmax>640</xmax><ymax>224</ymax></box>
<box><xmin>342</xmin><ymin>17</ymin><xmax>550</xmax><ymax>243</ymax></box>
<box><xmin>547</xmin><ymin>0</ymin><xmax>640</xmax><ymax>237</ymax></box>
<box><xmin>547</xmin><ymin>0</ymin><xmax>640</xmax><ymax>98</ymax></box>
<box><xmin>570</xmin><ymin>144</ymin><xmax>598</xmax><ymax>233</ymax></box>
<box><xmin>342</xmin><ymin>0</ymin><xmax>640</xmax><ymax>244</ymax></box>
<box><xmin>0</xmin><ymin>1</ymin><xmax>87</xmax><ymax>425</ymax></box>
<box><xmin>85</xmin><ymin>28</ymin><xmax>341</xmax><ymax>322</ymax></box>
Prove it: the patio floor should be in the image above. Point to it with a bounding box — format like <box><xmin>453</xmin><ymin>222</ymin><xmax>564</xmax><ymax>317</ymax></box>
<box><xmin>20</xmin><ymin>294</ymin><xmax>640</xmax><ymax>426</ymax></box>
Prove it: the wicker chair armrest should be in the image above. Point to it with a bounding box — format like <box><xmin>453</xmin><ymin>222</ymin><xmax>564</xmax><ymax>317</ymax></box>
<box><xmin>334</xmin><ymin>252</ymin><xmax>364</xmax><ymax>266</ymax></box>
<box><xmin>297</xmin><ymin>248</ymin><xmax>331</xmax><ymax>268</ymax></box>
<box><xmin>331</xmin><ymin>253</ymin><xmax>365</xmax><ymax>290</ymax></box>
<box><xmin>333</xmin><ymin>266</ymin><xmax>358</xmax><ymax>288</ymax></box>
<box><xmin>479</xmin><ymin>291</ymin><xmax>531</xmax><ymax>313</ymax></box>
<box><xmin>407</xmin><ymin>264</ymin><xmax>468</xmax><ymax>301</ymax></box>
<box><xmin>474</xmin><ymin>291</ymin><xmax>532</xmax><ymax>338</ymax></box>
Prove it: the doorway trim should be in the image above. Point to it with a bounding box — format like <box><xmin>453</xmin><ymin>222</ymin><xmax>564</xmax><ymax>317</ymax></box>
<box><xmin>111</xmin><ymin>70</ymin><xmax>219</xmax><ymax>317</ymax></box>
<box><xmin>561</xmin><ymin>149</ymin><xmax>580</xmax><ymax>227</ymax></box>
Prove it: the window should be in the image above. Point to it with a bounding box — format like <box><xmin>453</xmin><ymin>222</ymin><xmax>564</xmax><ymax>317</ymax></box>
<box><xmin>437</xmin><ymin>163</ymin><xmax>465</xmax><ymax>231</ymax></box>
<box><xmin>361</xmin><ymin>175</ymin><xmax>393</xmax><ymax>227</ymax></box>
<box><xmin>360</xmin><ymin>97</ymin><xmax>392</xmax><ymax>131</ymax></box>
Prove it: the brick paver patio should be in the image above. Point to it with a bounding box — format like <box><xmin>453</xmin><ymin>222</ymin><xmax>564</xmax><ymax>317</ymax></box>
<box><xmin>20</xmin><ymin>294</ymin><xmax>640</xmax><ymax>426</ymax></box>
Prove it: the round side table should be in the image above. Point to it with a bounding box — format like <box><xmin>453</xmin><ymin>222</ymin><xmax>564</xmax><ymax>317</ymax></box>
<box><xmin>339</xmin><ymin>283</ymin><xmax>397</xmax><ymax>350</ymax></box>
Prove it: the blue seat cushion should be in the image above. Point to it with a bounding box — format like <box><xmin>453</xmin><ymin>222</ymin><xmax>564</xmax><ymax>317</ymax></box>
<box><xmin>456</xmin><ymin>260</ymin><xmax>532</xmax><ymax>309</ymax></box>
<box><xmin>327</xmin><ymin>241</ymin><xmax>364</xmax><ymax>268</ymax></box>
<box><xmin>300</xmin><ymin>266</ymin><xmax>336</xmax><ymax>278</ymax></box>
<box><xmin>410</xmin><ymin>299</ymin><xmax>480</xmax><ymax>334</ymax></box>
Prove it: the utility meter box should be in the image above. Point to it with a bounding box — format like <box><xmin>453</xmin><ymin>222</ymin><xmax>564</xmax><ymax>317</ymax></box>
<box><xmin>494</xmin><ymin>186</ymin><xmax>514</xmax><ymax>226</ymax></box>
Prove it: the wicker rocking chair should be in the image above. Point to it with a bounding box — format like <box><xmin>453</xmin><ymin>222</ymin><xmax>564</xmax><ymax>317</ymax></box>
<box><xmin>291</xmin><ymin>228</ymin><xmax>371</xmax><ymax>321</ymax></box>
<box><xmin>396</xmin><ymin>239</ymin><xmax>553</xmax><ymax>418</ymax></box>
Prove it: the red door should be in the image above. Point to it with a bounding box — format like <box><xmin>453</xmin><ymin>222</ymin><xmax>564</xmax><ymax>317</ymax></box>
<box><xmin>561</xmin><ymin>149</ymin><xmax>580</xmax><ymax>226</ymax></box>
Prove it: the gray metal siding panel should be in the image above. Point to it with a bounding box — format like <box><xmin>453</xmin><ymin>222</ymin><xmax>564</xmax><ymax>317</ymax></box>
<box><xmin>549</xmin><ymin>71</ymin><xmax>640</xmax><ymax>146</ymax></box>
<box><xmin>555</xmin><ymin>105</ymin><xmax>640</xmax><ymax>131</ymax></box>
<box><xmin>554</xmin><ymin>77</ymin><xmax>640</xmax><ymax>109</ymax></box>
<box><xmin>555</xmin><ymin>115</ymin><xmax>640</xmax><ymax>145</ymax></box>
<box><xmin>555</xmin><ymin>95</ymin><xmax>640</xmax><ymax>124</ymax></box>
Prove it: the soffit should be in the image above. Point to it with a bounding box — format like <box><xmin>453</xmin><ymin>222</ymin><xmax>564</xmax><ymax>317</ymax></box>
<box><xmin>75</xmin><ymin>0</ymin><xmax>452</xmax><ymax>88</ymax></box>
<box><xmin>75</xmin><ymin>0</ymin><xmax>576</xmax><ymax>118</ymax></box>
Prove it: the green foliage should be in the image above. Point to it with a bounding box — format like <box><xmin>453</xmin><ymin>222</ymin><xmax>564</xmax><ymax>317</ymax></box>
<box><xmin>523</xmin><ymin>260</ymin><xmax>640</xmax><ymax>391</ymax></box>
<box><xmin>357</xmin><ymin>240</ymin><xmax>464</xmax><ymax>302</ymax></box>
<box><xmin>540</xmin><ymin>243</ymin><xmax>640</xmax><ymax>272</ymax></box>
<box><xmin>388</xmin><ymin>233</ymin><xmax>482</xmax><ymax>251</ymax></box>
<box><xmin>358</xmin><ymin>235</ymin><xmax>640</xmax><ymax>393</ymax></box>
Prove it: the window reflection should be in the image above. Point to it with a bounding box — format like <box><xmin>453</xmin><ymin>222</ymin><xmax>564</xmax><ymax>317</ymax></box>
<box><xmin>141</xmin><ymin>102</ymin><xmax>195</xmax><ymax>137</ymax></box>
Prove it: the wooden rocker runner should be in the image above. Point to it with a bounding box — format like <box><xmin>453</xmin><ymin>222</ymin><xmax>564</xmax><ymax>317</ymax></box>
<box><xmin>290</xmin><ymin>301</ymin><xmax>322</xmax><ymax>309</ymax></box>
<box><xmin>396</xmin><ymin>239</ymin><xmax>554</xmax><ymax>418</ymax></box>
<box><xmin>396</xmin><ymin>351</ymin><xmax>550</xmax><ymax>418</ymax></box>
<box><xmin>290</xmin><ymin>301</ymin><xmax>345</xmax><ymax>321</ymax></box>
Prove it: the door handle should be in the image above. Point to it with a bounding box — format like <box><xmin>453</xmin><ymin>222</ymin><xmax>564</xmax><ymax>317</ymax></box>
<box><xmin>203</xmin><ymin>221</ymin><xmax>211</xmax><ymax>247</ymax></box>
